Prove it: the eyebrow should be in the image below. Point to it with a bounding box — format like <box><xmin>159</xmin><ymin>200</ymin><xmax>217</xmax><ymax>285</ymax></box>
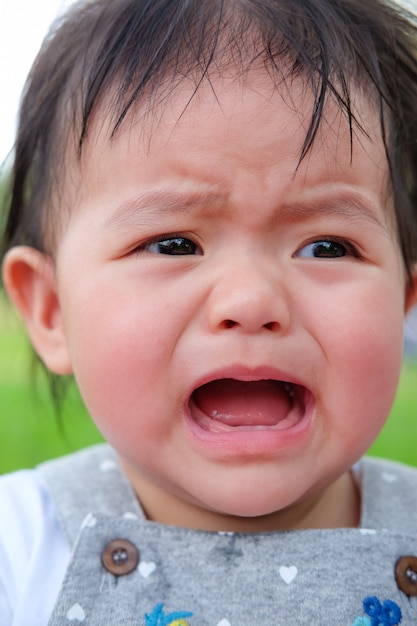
<box><xmin>103</xmin><ymin>188</ymin><xmax>225</xmax><ymax>230</ymax></box>
<box><xmin>280</xmin><ymin>192</ymin><xmax>388</xmax><ymax>230</ymax></box>
<box><xmin>103</xmin><ymin>186</ymin><xmax>388</xmax><ymax>232</ymax></box>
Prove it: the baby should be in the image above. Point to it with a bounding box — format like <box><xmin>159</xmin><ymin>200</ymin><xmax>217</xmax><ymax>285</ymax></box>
<box><xmin>1</xmin><ymin>0</ymin><xmax>417</xmax><ymax>624</ymax></box>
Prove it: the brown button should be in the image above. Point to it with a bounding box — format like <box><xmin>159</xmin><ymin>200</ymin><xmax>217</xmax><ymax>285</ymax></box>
<box><xmin>101</xmin><ymin>539</ymin><xmax>139</xmax><ymax>576</ymax></box>
<box><xmin>395</xmin><ymin>556</ymin><xmax>417</xmax><ymax>596</ymax></box>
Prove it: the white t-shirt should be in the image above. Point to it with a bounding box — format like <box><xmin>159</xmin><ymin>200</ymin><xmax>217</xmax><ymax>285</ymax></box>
<box><xmin>0</xmin><ymin>469</ymin><xmax>70</xmax><ymax>626</ymax></box>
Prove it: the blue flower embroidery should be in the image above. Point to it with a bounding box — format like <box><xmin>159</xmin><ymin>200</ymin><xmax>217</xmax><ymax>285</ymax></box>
<box><xmin>145</xmin><ymin>603</ymin><xmax>193</xmax><ymax>626</ymax></box>
<box><xmin>353</xmin><ymin>618</ymin><xmax>371</xmax><ymax>626</ymax></box>
<box><xmin>352</xmin><ymin>596</ymin><xmax>402</xmax><ymax>626</ymax></box>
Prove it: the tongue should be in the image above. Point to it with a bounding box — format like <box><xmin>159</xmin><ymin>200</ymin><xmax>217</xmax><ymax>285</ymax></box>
<box><xmin>192</xmin><ymin>379</ymin><xmax>292</xmax><ymax>427</ymax></box>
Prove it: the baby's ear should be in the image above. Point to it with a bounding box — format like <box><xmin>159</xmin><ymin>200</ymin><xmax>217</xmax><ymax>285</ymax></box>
<box><xmin>405</xmin><ymin>266</ymin><xmax>417</xmax><ymax>314</ymax></box>
<box><xmin>2</xmin><ymin>246</ymin><xmax>72</xmax><ymax>375</ymax></box>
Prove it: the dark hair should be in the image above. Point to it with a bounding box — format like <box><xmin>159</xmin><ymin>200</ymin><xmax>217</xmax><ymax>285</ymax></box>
<box><xmin>2</xmin><ymin>0</ymin><xmax>417</xmax><ymax>278</ymax></box>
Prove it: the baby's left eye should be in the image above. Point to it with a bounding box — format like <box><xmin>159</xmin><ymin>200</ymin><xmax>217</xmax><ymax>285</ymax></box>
<box><xmin>295</xmin><ymin>239</ymin><xmax>358</xmax><ymax>259</ymax></box>
<box><xmin>145</xmin><ymin>236</ymin><xmax>201</xmax><ymax>256</ymax></box>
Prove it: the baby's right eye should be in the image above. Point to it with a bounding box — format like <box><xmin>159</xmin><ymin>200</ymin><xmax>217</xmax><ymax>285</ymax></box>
<box><xmin>143</xmin><ymin>236</ymin><xmax>201</xmax><ymax>256</ymax></box>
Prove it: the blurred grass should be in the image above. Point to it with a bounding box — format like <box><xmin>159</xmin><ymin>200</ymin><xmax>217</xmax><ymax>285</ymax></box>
<box><xmin>0</xmin><ymin>297</ymin><xmax>416</xmax><ymax>474</ymax></box>
<box><xmin>0</xmin><ymin>298</ymin><xmax>103</xmax><ymax>473</ymax></box>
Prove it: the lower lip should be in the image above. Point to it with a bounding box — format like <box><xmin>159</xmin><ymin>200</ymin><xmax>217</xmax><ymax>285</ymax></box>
<box><xmin>184</xmin><ymin>392</ymin><xmax>315</xmax><ymax>458</ymax></box>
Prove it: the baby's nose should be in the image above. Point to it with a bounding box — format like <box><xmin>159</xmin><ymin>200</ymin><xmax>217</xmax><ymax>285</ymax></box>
<box><xmin>206</xmin><ymin>261</ymin><xmax>291</xmax><ymax>334</ymax></box>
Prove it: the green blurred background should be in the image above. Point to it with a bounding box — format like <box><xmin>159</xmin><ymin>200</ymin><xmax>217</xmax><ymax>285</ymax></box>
<box><xmin>1</xmin><ymin>294</ymin><xmax>417</xmax><ymax>475</ymax></box>
<box><xmin>0</xmin><ymin>298</ymin><xmax>104</xmax><ymax>473</ymax></box>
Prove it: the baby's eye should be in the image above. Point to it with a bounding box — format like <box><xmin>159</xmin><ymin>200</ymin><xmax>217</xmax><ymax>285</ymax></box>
<box><xmin>145</xmin><ymin>236</ymin><xmax>201</xmax><ymax>256</ymax></box>
<box><xmin>295</xmin><ymin>239</ymin><xmax>358</xmax><ymax>259</ymax></box>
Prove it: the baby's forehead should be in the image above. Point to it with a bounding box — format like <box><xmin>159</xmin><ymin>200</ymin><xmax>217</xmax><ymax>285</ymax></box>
<box><xmin>67</xmin><ymin>71</ymin><xmax>391</xmax><ymax>233</ymax></box>
<box><xmin>78</xmin><ymin>69</ymin><xmax>384</xmax><ymax>172</ymax></box>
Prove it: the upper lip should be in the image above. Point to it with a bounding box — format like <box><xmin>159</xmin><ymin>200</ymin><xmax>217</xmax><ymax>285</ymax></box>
<box><xmin>185</xmin><ymin>364</ymin><xmax>311</xmax><ymax>399</ymax></box>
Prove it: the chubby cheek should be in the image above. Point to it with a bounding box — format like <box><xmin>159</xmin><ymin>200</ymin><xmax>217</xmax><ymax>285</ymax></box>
<box><xmin>313</xmin><ymin>284</ymin><xmax>405</xmax><ymax>454</ymax></box>
<box><xmin>63</xmin><ymin>290</ymin><xmax>180</xmax><ymax>444</ymax></box>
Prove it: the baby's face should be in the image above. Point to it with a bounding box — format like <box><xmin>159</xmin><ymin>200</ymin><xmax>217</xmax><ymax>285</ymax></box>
<box><xmin>48</xmin><ymin>72</ymin><xmax>413</xmax><ymax>529</ymax></box>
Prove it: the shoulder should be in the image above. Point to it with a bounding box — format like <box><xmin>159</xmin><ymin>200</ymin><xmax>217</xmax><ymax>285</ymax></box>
<box><xmin>0</xmin><ymin>467</ymin><xmax>59</xmax><ymax>566</ymax></box>
<box><xmin>0</xmin><ymin>466</ymin><xmax>55</xmax><ymax>530</ymax></box>
<box><xmin>361</xmin><ymin>456</ymin><xmax>417</xmax><ymax>533</ymax></box>
<box><xmin>39</xmin><ymin>444</ymin><xmax>143</xmax><ymax>544</ymax></box>
<box><xmin>0</xmin><ymin>467</ymin><xmax>70</xmax><ymax>626</ymax></box>
<box><xmin>363</xmin><ymin>455</ymin><xmax>417</xmax><ymax>481</ymax></box>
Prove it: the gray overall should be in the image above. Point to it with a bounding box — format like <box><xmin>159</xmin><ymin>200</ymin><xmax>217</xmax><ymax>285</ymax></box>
<box><xmin>41</xmin><ymin>445</ymin><xmax>417</xmax><ymax>625</ymax></box>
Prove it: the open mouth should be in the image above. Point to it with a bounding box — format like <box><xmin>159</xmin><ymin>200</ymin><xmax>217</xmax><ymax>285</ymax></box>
<box><xmin>189</xmin><ymin>378</ymin><xmax>308</xmax><ymax>433</ymax></box>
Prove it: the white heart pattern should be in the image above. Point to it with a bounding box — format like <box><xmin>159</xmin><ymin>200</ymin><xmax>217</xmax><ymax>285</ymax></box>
<box><xmin>66</xmin><ymin>603</ymin><xmax>86</xmax><ymax>622</ymax></box>
<box><xmin>359</xmin><ymin>528</ymin><xmax>377</xmax><ymax>536</ymax></box>
<box><xmin>216</xmin><ymin>620</ymin><xmax>232</xmax><ymax>626</ymax></box>
<box><xmin>382</xmin><ymin>472</ymin><xmax>398</xmax><ymax>484</ymax></box>
<box><xmin>100</xmin><ymin>460</ymin><xmax>117</xmax><ymax>472</ymax></box>
<box><xmin>81</xmin><ymin>513</ymin><xmax>97</xmax><ymax>529</ymax></box>
<box><xmin>139</xmin><ymin>561</ymin><xmax>157</xmax><ymax>578</ymax></box>
<box><xmin>279</xmin><ymin>565</ymin><xmax>298</xmax><ymax>584</ymax></box>
<box><xmin>123</xmin><ymin>512</ymin><xmax>138</xmax><ymax>520</ymax></box>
